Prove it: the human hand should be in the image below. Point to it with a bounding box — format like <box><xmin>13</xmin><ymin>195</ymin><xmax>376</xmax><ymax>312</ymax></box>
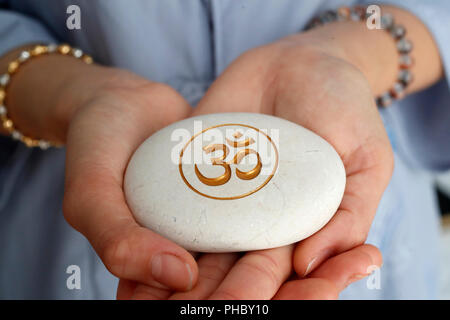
<box><xmin>169</xmin><ymin>34</ymin><xmax>392</xmax><ymax>299</ymax></box>
<box><xmin>117</xmin><ymin>5</ymin><xmax>445</xmax><ymax>298</ymax></box>
<box><xmin>120</xmin><ymin>244</ymin><xmax>381</xmax><ymax>300</ymax></box>
<box><xmin>53</xmin><ymin>57</ymin><xmax>377</xmax><ymax>301</ymax></box>
<box><xmin>62</xmin><ymin>68</ymin><xmax>200</xmax><ymax>293</ymax></box>
<box><xmin>118</xmin><ymin>32</ymin><xmax>391</xmax><ymax>299</ymax></box>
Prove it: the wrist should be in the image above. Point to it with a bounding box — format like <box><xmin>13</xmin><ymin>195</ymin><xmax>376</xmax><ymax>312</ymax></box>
<box><xmin>279</xmin><ymin>21</ymin><xmax>398</xmax><ymax>97</ymax></box>
<box><xmin>288</xmin><ymin>5</ymin><xmax>443</xmax><ymax>99</ymax></box>
<box><xmin>4</xmin><ymin>50</ymin><xmax>145</xmax><ymax>144</ymax></box>
<box><xmin>3</xmin><ymin>52</ymin><xmax>98</xmax><ymax>143</ymax></box>
<box><xmin>53</xmin><ymin>64</ymin><xmax>141</xmax><ymax>142</ymax></box>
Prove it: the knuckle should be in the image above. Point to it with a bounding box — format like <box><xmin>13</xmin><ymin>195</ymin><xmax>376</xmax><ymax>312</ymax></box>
<box><xmin>101</xmin><ymin>234</ymin><xmax>130</xmax><ymax>276</ymax></box>
<box><xmin>199</xmin><ymin>264</ymin><xmax>228</xmax><ymax>283</ymax></box>
<box><xmin>139</xmin><ymin>82</ymin><xmax>189</xmax><ymax>122</ymax></box>
<box><xmin>240</xmin><ymin>253</ymin><xmax>282</xmax><ymax>289</ymax></box>
<box><xmin>353</xmin><ymin>230</ymin><xmax>368</xmax><ymax>246</ymax></box>
<box><xmin>350</xmin><ymin>219</ymin><xmax>368</xmax><ymax>246</ymax></box>
<box><xmin>315</xmin><ymin>279</ymin><xmax>339</xmax><ymax>300</ymax></box>
<box><xmin>338</xmin><ymin>208</ymin><xmax>368</xmax><ymax>246</ymax></box>
<box><xmin>143</xmin><ymin>82</ymin><xmax>179</xmax><ymax>101</ymax></box>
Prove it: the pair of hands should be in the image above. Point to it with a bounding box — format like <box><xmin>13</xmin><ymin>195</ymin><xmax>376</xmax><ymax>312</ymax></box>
<box><xmin>62</xmin><ymin>37</ymin><xmax>392</xmax><ymax>299</ymax></box>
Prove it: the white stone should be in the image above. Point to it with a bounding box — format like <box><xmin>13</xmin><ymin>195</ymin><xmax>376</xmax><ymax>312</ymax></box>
<box><xmin>124</xmin><ymin>113</ymin><xmax>346</xmax><ymax>252</ymax></box>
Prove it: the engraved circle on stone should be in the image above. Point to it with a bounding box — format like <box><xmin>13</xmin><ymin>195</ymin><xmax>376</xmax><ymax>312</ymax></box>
<box><xmin>179</xmin><ymin>123</ymin><xmax>279</xmax><ymax>200</ymax></box>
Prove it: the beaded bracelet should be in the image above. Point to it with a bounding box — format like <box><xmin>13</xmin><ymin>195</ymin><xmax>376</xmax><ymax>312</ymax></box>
<box><xmin>305</xmin><ymin>6</ymin><xmax>414</xmax><ymax>108</ymax></box>
<box><xmin>0</xmin><ymin>44</ymin><xmax>93</xmax><ymax>149</ymax></box>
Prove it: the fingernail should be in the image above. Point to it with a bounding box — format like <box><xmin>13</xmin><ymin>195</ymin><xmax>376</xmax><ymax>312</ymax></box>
<box><xmin>345</xmin><ymin>273</ymin><xmax>369</xmax><ymax>288</ymax></box>
<box><xmin>303</xmin><ymin>257</ymin><xmax>317</xmax><ymax>277</ymax></box>
<box><xmin>151</xmin><ymin>253</ymin><xmax>193</xmax><ymax>290</ymax></box>
<box><xmin>303</xmin><ymin>248</ymin><xmax>334</xmax><ymax>277</ymax></box>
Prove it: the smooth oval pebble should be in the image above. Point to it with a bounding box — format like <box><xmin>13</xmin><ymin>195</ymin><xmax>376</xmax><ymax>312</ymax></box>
<box><xmin>124</xmin><ymin>113</ymin><xmax>346</xmax><ymax>252</ymax></box>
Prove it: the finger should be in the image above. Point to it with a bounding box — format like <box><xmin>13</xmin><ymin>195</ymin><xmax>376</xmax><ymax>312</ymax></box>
<box><xmin>63</xmin><ymin>84</ymin><xmax>197</xmax><ymax>291</ymax></box>
<box><xmin>275</xmin><ymin>245</ymin><xmax>382</xmax><ymax>300</ymax></box>
<box><xmin>117</xmin><ymin>279</ymin><xmax>138</xmax><ymax>300</ymax></box>
<box><xmin>128</xmin><ymin>249</ymin><xmax>217</xmax><ymax>301</ymax></box>
<box><xmin>309</xmin><ymin>244</ymin><xmax>382</xmax><ymax>291</ymax></box>
<box><xmin>130</xmin><ymin>283</ymin><xmax>173</xmax><ymax>300</ymax></box>
<box><xmin>273</xmin><ymin>279</ymin><xmax>339</xmax><ymax>300</ymax></box>
<box><xmin>64</xmin><ymin>169</ymin><xmax>196</xmax><ymax>291</ymax></box>
<box><xmin>170</xmin><ymin>253</ymin><xmax>240</xmax><ymax>300</ymax></box>
<box><xmin>293</xmin><ymin>144</ymin><xmax>393</xmax><ymax>277</ymax></box>
<box><xmin>209</xmin><ymin>245</ymin><xmax>293</xmax><ymax>300</ymax></box>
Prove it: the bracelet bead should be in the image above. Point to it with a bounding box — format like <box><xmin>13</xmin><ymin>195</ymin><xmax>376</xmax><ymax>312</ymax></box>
<box><xmin>390</xmin><ymin>82</ymin><xmax>406</xmax><ymax>99</ymax></box>
<box><xmin>380</xmin><ymin>13</ymin><xmax>394</xmax><ymax>30</ymax></box>
<box><xmin>398</xmin><ymin>69</ymin><xmax>413</xmax><ymax>85</ymax></box>
<box><xmin>397</xmin><ymin>38</ymin><xmax>413</xmax><ymax>53</ymax></box>
<box><xmin>337</xmin><ymin>7</ymin><xmax>351</xmax><ymax>20</ymax></box>
<box><xmin>391</xmin><ymin>25</ymin><xmax>406</xmax><ymax>39</ymax></box>
<box><xmin>0</xmin><ymin>73</ymin><xmax>9</xmax><ymax>86</ymax></box>
<box><xmin>377</xmin><ymin>92</ymin><xmax>393</xmax><ymax>108</ymax></box>
<box><xmin>18</xmin><ymin>51</ymin><xmax>31</xmax><ymax>62</ymax></box>
<box><xmin>8</xmin><ymin>60</ymin><xmax>20</xmax><ymax>74</ymax></box>
<box><xmin>399</xmin><ymin>54</ymin><xmax>413</xmax><ymax>68</ymax></box>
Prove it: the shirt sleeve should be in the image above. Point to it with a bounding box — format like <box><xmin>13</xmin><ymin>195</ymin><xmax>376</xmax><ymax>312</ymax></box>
<box><xmin>359</xmin><ymin>0</ymin><xmax>450</xmax><ymax>172</ymax></box>
<box><xmin>0</xmin><ymin>1</ymin><xmax>57</xmax><ymax>57</ymax></box>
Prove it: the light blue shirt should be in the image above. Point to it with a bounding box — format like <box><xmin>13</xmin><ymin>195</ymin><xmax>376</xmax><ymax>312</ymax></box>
<box><xmin>0</xmin><ymin>0</ymin><xmax>449</xmax><ymax>299</ymax></box>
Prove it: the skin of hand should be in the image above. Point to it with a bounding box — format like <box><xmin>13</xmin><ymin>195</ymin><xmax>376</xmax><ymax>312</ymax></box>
<box><xmin>1</xmin><ymin>51</ymin><xmax>201</xmax><ymax>292</ymax></box>
<box><xmin>61</xmin><ymin>64</ymin><xmax>380</xmax><ymax>300</ymax></box>
<box><xmin>118</xmin><ymin>39</ymin><xmax>390</xmax><ymax>301</ymax></box>
<box><xmin>190</xmin><ymin>41</ymin><xmax>392</xmax><ymax>299</ymax></box>
<box><xmin>61</xmin><ymin>70</ymin><xmax>200</xmax><ymax>292</ymax></box>
<box><xmin>119</xmin><ymin>6</ymin><xmax>443</xmax><ymax>300</ymax></box>
<box><xmin>2</xmin><ymin>48</ymin><xmax>375</xmax><ymax>300</ymax></box>
<box><xmin>1</xmin><ymin>6</ymin><xmax>441</xmax><ymax>300</ymax></box>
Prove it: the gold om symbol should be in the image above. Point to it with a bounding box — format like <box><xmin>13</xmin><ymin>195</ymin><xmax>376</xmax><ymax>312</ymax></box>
<box><xmin>194</xmin><ymin>131</ymin><xmax>262</xmax><ymax>186</ymax></box>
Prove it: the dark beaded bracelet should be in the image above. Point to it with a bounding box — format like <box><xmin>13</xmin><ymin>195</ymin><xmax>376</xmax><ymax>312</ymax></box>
<box><xmin>305</xmin><ymin>6</ymin><xmax>414</xmax><ymax>108</ymax></box>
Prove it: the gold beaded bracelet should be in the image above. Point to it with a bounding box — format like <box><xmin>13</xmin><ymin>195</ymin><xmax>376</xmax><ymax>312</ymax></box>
<box><xmin>0</xmin><ymin>44</ymin><xmax>93</xmax><ymax>149</ymax></box>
